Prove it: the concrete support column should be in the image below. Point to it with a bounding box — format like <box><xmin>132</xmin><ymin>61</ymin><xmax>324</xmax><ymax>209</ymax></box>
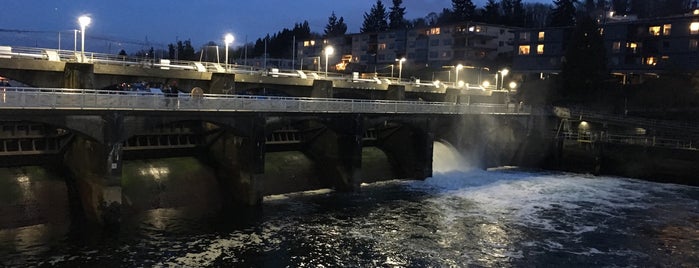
<box><xmin>62</xmin><ymin>114</ymin><xmax>123</xmax><ymax>228</ymax></box>
<box><xmin>386</xmin><ymin>85</ymin><xmax>405</xmax><ymax>101</ymax></box>
<box><xmin>378</xmin><ymin>118</ymin><xmax>434</xmax><ymax>180</ymax></box>
<box><xmin>306</xmin><ymin>115</ymin><xmax>364</xmax><ymax>191</ymax></box>
<box><xmin>209</xmin><ymin>117</ymin><xmax>266</xmax><ymax>207</ymax></box>
<box><xmin>209</xmin><ymin>73</ymin><xmax>235</xmax><ymax>94</ymax></box>
<box><xmin>311</xmin><ymin>80</ymin><xmax>334</xmax><ymax>98</ymax></box>
<box><xmin>63</xmin><ymin>62</ymin><xmax>94</xmax><ymax>89</ymax></box>
<box><xmin>444</xmin><ymin>88</ymin><xmax>460</xmax><ymax>103</ymax></box>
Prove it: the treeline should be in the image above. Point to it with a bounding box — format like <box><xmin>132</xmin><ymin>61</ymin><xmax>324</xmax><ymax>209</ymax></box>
<box><xmin>128</xmin><ymin>0</ymin><xmax>694</xmax><ymax>60</ymax></box>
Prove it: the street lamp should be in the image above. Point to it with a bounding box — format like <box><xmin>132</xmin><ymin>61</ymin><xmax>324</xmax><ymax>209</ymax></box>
<box><xmin>78</xmin><ymin>15</ymin><xmax>91</xmax><ymax>63</ymax></box>
<box><xmin>396</xmin><ymin>57</ymin><xmax>406</xmax><ymax>81</ymax></box>
<box><xmin>455</xmin><ymin>64</ymin><xmax>464</xmax><ymax>87</ymax></box>
<box><xmin>324</xmin><ymin>45</ymin><xmax>334</xmax><ymax>78</ymax></box>
<box><xmin>499</xmin><ymin>68</ymin><xmax>509</xmax><ymax>90</ymax></box>
<box><xmin>509</xmin><ymin>81</ymin><xmax>517</xmax><ymax>91</ymax></box>
<box><xmin>224</xmin><ymin>34</ymin><xmax>234</xmax><ymax>72</ymax></box>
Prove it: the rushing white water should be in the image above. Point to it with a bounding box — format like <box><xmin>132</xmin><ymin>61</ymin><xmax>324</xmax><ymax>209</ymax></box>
<box><xmin>3</xmin><ymin>142</ymin><xmax>699</xmax><ymax>267</ymax></box>
<box><xmin>432</xmin><ymin>141</ymin><xmax>473</xmax><ymax>173</ymax></box>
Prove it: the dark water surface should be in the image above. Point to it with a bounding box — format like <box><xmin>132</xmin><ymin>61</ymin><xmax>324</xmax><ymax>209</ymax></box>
<box><xmin>2</xmin><ymin>144</ymin><xmax>698</xmax><ymax>267</ymax></box>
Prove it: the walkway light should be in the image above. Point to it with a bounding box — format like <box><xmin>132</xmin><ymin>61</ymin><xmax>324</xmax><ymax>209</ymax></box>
<box><xmin>324</xmin><ymin>46</ymin><xmax>334</xmax><ymax>78</ymax></box>
<box><xmin>455</xmin><ymin>64</ymin><xmax>463</xmax><ymax>87</ymax></box>
<box><xmin>396</xmin><ymin>57</ymin><xmax>406</xmax><ymax>81</ymax></box>
<box><xmin>482</xmin><ymin>80</ymin><xmax>490</xmax><ymax>88</ymax></box>
<box><xmin>509</xmin><ymin>81</ymin><xmax>517</xmax><ymax>90</ymax></box>
<box><xmin>224</xmin><ymin>34</ymin><xmax>234</xmax><ymax>72</ymax></box>
<box><xmin>78</xmin><ymin>15</ymin><xmax>91</xmax><ymax>63</ymax></box>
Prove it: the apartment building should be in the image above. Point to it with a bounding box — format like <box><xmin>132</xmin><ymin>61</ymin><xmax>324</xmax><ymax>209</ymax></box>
<box><xmin>513</xmin><ymin>10</ymin><xmax>699</xmax><ymax>82</ymax></box>
<box><xmin>297</xmin><ymin>22</ymin><xmax>516</xmax><ymax>74</ymax></box>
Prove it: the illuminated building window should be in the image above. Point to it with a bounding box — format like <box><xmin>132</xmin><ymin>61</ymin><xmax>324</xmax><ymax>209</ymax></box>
<box><xmin>691</xmin><ymin>22</ymin><xmax>699</xmax><ymax>34</ymax></box>
<box><xmin>538</xmin><ymin>31</ymin><xmax>545</xmax><ymax>41</ymax></box>
<box><xmin>518</xmin><ymin>45</ymin><xmax>530</xmax><ymax>55</ymax></box>
<box><xmin>645</xmin><ymin>57</ymin><xmax>657</xmax><ymax>66</ymax></box>
<box><xmin>690</xmin><ymin>39</ymin><xmax>698</xmax><ymax>50</ymax></box>
<box><xmin>663</xmin><ymin>24</ymin><xmax>672</xmax><ymax>35</ymax></box>
<box><xmin>612</xmin><ymin>41</ymin><xmax>621</xmax><ymax>52</ymax></box>
<box><xmin>469</xmin><ymin>26</ymin><xmax>483</xmax><ymax>32</ymax></box>
<box><xmin>627</xmin><ymin>42</ymin><xmax>638</xmax><ymax>53</ymax></box>
<box><xmin>303</xmin><ymin>40</ymin><xmax>316</xmax><ymax>47</ymax></box>
<box><xmin>661</xmin><ymin>55</ymin><xmax>669</xmax><ymax>62</ymax></box>
<box><xmin>649</xmin><ymin>26</ymin><xmax>661</xmax><ymax>36</ymax></box>
<box><xmin>427</xmin><ymin>27</ymin><xmax>441</xmax><ymax>35</ymax></box>
<box><xmin>378</xmin><ymin>43</ymin><xmax>387</xmax><ymax>50</ymax></box>
<box><xmin>537</xmin><ymin>44</ymin><xmax>544</xmax><ymax>54</ymax></box>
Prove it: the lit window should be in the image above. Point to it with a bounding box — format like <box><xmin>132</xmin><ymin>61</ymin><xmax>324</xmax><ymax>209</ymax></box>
<box><xmin>378</xmin><ymin>43</ymin><xmax>387</xmax><ymax>50</ymax></box>
<box><xmin>538</xmin><ymin>31</ymin><xmax>545</xmax><ymax>41</ymax></box>
<box><xmin>518</xmin><ymin>45</ymin><xmax>530</xmax><ymax>55</ymax></box>
<box><xmin>663</xmin><ymin>24</ymin><xmax>672</xmax><ymax>35</ymax></box>
<box><xmin>628</xmin><ymin>42</ymin><xmax>638</xmax><ymax>53</ymax></box>
<box><xmin>691</xmin><ymin>22</ymin><xmax>699</xmax><ymax>34</ymax></box>
<box><xmin>645</xmin><ymin>57</ymin><xmax>657</xmax><ymax>66</ymax></box>
<box><xmin>649</xmin><ymin>26</ymin><xmax>661</xmax><ymax>36</ymax></box>
<box><xmin>694</xmin><ymin>9</ymin><xmax>699</xmax><ymax>15</ymax></box>
<box><xmin>691</xmin><ymin>39</ymin><xmax>698</xmax><ymax>50</ymax></box>
<box><xmin>537</xmin><ymin>44</ymin><xmax>544</xmax><ymax>54</ymax></box>
<box><xmin>428</xmin><ymin>27</ymin><xmax>441</xmax><ymax>35</ymax></box>
<box><xmin>612</xmin><ymin>41</ymin><xmax>621</xmax><ymax>52</ymax></box>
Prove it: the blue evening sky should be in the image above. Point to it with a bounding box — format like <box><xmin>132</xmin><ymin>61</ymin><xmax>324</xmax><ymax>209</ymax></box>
<box><xmin>0</xmin><ymin>0</ymin><xmax>548</xmax><ymax>52</ymax></box>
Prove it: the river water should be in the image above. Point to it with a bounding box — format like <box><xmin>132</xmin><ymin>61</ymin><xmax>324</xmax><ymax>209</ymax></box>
<box><xmin>2</xmin><ymin>143</ymin><xmax>699</xmax><ymax>267</ymax></box>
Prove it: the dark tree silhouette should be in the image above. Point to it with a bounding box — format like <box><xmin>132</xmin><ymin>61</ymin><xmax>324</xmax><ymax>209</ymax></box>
<box><xmin>549</xmin><ymin>0</ymin><xmax>577</xmax><ymax>27</ymax></box>
<box><xmin>325</xmin><ymin>12</ymin><xmax>348</xmax><ymax>37</ymax></box>
<box><xmin>451</xmin><ymin>0</ymin><xmax>476</xmax><ymax>22</ymax></box>
<box><xmin>361</xmin><ymin>0</ymin><xmax>389</xmax><ymax>32</ymax></box>
<box><xmin>481</xmin><ymin>0</ymin><xmax>501</xmax><ymax>24</ymax></box>
<box><xmin>389</xmin><ymin>0</ymin><xmax>407</xmax><ymax>29</ymax></box>
<box><xmin>559</xmin><ymin>15</ymin><xmax>607</xmax><ymax>103</ymax></box>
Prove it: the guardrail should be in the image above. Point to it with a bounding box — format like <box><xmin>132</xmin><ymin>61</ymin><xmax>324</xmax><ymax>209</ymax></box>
<box><xmin>0</xmin><ymin>87</ymin><xmax>528</xmax><ymax>115</ymax></box>
<box><xmin>0</xmin><ymin>45</ymin><xmax>495</xmax><ymax>91</ymax></box>
<box><xmin>561</xmin><ymin>131</ymin><xmax>695</xmax><ymax>150</ymax></box>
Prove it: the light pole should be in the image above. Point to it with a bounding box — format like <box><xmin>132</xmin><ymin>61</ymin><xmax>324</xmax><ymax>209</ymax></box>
<box><xmin>499</xmin><ymin>68</ymin><xmax>509</xmax><ymax>90</ymax></box>
<box><xmin>324</xmin><ymin>46</ymin><xmax>334</xmax><ymax>78</ymax></box>
<box><xmin>78</xmin><ymin>15</ymin><xmax>91</xmax><ymax>63</ymax></box>
<box><xmin>390</xmin><ymin>64</ymin><xmax>394</xmax><ymax>77</ymax></box>
<box><xmin>396</xmin><ymin>57</ymin><xmax>406</xmax><ymax>81</ymax></box>
<box><xmin>224</xmin><ymin>34</ymin><xmax>234</xmax><ymax>72</ymax></box>
<box><xmin>455</xmin><ymin>64</ymin><xmax>464</xmax><ymax>87</ymax></box>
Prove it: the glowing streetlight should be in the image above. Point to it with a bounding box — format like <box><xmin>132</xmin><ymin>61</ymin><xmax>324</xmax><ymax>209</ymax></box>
<box><xmin>509</xmin><ymin>81</ymin><xmax>517</xmax><ymax>90</ymax></box>
<box><xmin>455</xmin><ymin>64</ymin><xmax>464</xmax><ymax>87</ymax></box>
<box><xmin>78</xmin><ymin>15</ymin><xmax>91</xmax><ymax>63</ymax></box>
<box><xmin>224</xmin><ymin>34</ymin><xmax>234</xmax><ymax>72</ymax></box>
<box><xmin>500</xmin><ymin>68</ymin><xmax>509</xmax><ymax>90</ymax></box>
<box><xmin>396</xmin><ymin>57</ymin><xmax>406</xmax><ymax>81</ymax></box>
<box><xmin>324</xmin><ymin>45</ymin><xmax>334</xmax><ymax>78</ymax></box>
<box><xmin>482</xmin><ymin>80</ymin><xmax>491</xmax><ymax>88</ymax></box>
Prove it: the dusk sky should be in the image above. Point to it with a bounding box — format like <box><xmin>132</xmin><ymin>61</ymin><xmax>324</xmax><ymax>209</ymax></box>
<box><xmin>1</xmin><ymin>0</ymin><xmax>548</xmax><ymax>52</ymax></box>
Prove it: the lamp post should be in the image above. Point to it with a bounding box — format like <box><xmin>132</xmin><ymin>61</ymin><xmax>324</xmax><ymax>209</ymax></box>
<box><xmin>396</xmin><ymin>57</ymin><xmax>406</xmax><ymax>81</ymax></box>
<box><xmin>324</xmin><ymin>46</ymin><xmax>334</xmax><ymax>78</ymax></box>
<box><xmin>78</xmin><ymin>15</ymin><xmax>91</xmax><ymax>63</ymax></box>
<box><xmin>224</xmin><ymin>34</ymin><xmax>234</xmax><ymax>72</ymax></box>
<box><xmin>390</xmin><ymin>64</ymin><xmax>394</xmax><ymax>77</ymax></box>
<box><xmin>499</xmin><ymin>68</ymin><xmax>509</xmax><ymax>90</ymax></box>
<box><xmin>455</xmin><ymin>64</ymin><xmax>464</xmax><ymax>87</ymax></box>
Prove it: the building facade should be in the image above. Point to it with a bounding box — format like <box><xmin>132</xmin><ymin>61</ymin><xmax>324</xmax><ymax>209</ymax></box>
<box><xmin>513</xmin><ymin>10</ymin><xmax>699</xmax><ymax>82</ymax></box>
<box><xmin>297</xmin><ymin>22</ymin><xmax>516</xmax><ymax>76</ymax></box>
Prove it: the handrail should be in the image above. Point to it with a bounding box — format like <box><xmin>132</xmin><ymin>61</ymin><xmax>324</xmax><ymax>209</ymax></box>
<box><xmin>560</xmin><ymin>131</ymin><xmax>695</xmax><ymax>150</ymax></box>
<box><xmin>0</xmin><ymin>87</ymin><xmax>529</xmax><ymax>115</ymax></box>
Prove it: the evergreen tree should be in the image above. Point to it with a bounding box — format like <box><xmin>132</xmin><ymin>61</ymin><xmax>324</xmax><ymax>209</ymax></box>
<box><xmin>389</xmin><ymin>0</ymin><xmax>407</xmax><ymax>29</ymax></box>
<box><xmin>611</xmin><ymin>0</ymin><xmax>628</xmax><ymax>14</ymax></box>
<box><xmin>451</xmin><ymin>0</ymin><xmax>476</xmax><ymax>22</ymax></box>
<box><xmin>361</xmin><ymin>0</ymin><xmax>389</xmax><ymax>33</ymax></box>
<box><xmin>560</xmin><ymin>15</ymin><xmax>607</xmax><ymax>103</ymax></box>
<box><xmin>325</xmin><ymin>12</ymin><xmax>348</xmax><ymax>37</ymax></box>
<box><xmin>482</xmin><ymin>0</ymin><xmax>501</xmax><ymax>24</ymax></box>
<box><xmin>549</xmin><ymin>0</ymin><xmax>577</xmax><ymax>27</ymax></box>
<box><xmin>524</xmin><ymin>2</ymin><xmax>552</xmax><ymax>28</ymax></box>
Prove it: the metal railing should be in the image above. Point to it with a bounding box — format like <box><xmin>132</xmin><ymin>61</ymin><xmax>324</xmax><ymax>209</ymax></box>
<box><xmin>0</xmin><ymin>87</ymin><xmax>528</xmax><ymax>115</ymax></box>
<box><xmin>561</xmin><ymin>131</ymin><xmax>695</xmax><ymax>150</ymax></box>
<box><xmin>0</xmin><ymin>45</ymin><xmax>498</xmax><ymax>90</ymax></box>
